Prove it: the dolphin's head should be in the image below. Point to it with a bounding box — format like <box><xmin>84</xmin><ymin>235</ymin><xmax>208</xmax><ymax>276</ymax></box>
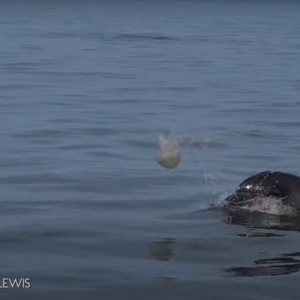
<box><xmin>224</xmin><ymin>171</ymin><xmax>300</xmax><ymax>216</ymax></box>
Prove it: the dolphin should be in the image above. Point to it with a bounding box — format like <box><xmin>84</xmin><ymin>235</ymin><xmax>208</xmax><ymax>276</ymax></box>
<box><xmin>224</xmin><ymin>171</ymin><xmax>300</xmax><ymax>215</ymax></box>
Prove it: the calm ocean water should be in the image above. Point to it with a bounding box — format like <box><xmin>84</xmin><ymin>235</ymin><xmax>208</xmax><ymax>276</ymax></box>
<box><xmin>1</xmin><ymin>0</ymin><xmax>300</xmax><ymax>299</ymax></box>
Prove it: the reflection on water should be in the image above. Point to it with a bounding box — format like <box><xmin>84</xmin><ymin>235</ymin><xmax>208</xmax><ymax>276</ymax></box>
<box><xmin>223</xmin><ymin>209</ymin><xmax>300</xmax><ymax>232</ymax></box>
<box><xmin>226</xmin><ymin>253</ymin><xmax>300</xmax><ymax>277</ymax></box>
<box><xmin>149</xmin><ymin>238</ymin><xmax>175</xmax><ymax>261</ymax></box>
<box><xmin>224</xmin><ymin>209</ymin><xmax>300</xmax><ymax>277</ymax></box>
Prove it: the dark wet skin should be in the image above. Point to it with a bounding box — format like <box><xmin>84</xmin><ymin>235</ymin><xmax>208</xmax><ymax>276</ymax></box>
<box><xmin>225</xmin><ymin>171</ymin><xmax>300</xmax><ymax>211</ymax></box>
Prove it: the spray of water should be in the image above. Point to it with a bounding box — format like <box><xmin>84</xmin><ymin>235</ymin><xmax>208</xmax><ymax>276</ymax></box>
<box><xmin>241</xmin><ymin>196</ymin><xmax>297</xmax><ymax>216</ymax></box>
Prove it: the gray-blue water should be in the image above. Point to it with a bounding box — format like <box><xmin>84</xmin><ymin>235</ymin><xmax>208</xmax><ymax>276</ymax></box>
<box><xmin>1</xmin><ymin>1</ymin><xmax>300</xmax><ymax>299</ymax></box>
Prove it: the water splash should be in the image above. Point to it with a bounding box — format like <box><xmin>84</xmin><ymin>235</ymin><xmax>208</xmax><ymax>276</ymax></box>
<box><xmin>228</xmin><ymin>196</ymin><xmax>298</xmax><ymax>216</ymax></box>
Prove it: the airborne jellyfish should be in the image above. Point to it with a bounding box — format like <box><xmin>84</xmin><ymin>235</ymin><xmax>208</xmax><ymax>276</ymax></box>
<box><xmin>156</xmin><ymin>134</ymin><xmax>181</xmax><ymax>169</ymax></box>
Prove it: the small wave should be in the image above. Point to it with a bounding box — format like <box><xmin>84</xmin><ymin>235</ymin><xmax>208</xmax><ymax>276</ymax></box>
<box><xmin>42</xmin><ymin>31</ymin><xmax>180</xmax><ymax>42</ymax></box>
<box><xmin>113</xmin><ymin>33</ymin><xmax>180</xmax><ymax>42</ymax></box>
<box><xmin>225</xmin><ymin>252</ymin><xmax>300</xmax><ymax>277</ymax></box>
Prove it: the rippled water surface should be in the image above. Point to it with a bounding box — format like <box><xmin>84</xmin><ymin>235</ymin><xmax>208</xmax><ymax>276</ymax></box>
<box><xmin>1</xmin><ymin>1</ymin><xmax>300</xmax><ymax>299</ymax></box>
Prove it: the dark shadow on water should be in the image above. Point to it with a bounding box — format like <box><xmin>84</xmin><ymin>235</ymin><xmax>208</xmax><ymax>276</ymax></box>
<box><xmin>223</xmin><ymin>209</ymin><xmax>300</xmax><ymax>277</ymax></box>
<box><xmin>149</xmin><ymin>238</ymin><xmax>175</xmax><ymax>261</ymax></box>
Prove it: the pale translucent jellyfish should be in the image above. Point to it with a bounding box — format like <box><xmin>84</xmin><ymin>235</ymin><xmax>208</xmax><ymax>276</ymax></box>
<box><xmin>156</xmin><ymin>134</ymin><xmax>181</xmax><ymax>169</ymax></box>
